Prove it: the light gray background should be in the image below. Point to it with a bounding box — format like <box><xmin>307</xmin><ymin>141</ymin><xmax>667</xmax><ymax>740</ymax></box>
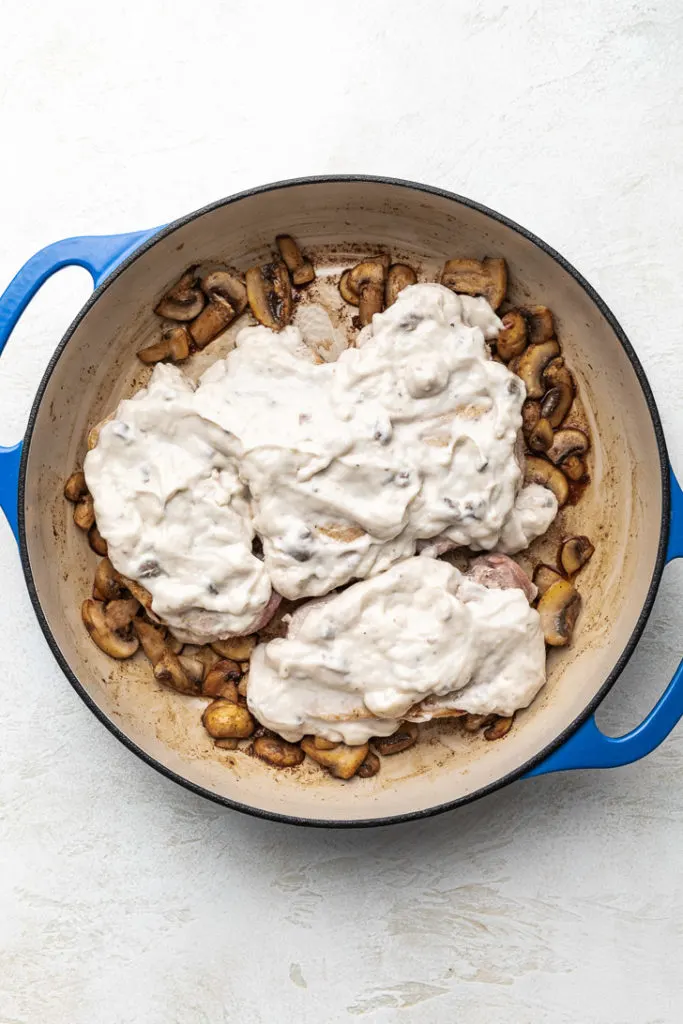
<box><xmin>1</xmin><ymin>2</ymin><xmax>682</xmax><ymax>1021</ymax></box>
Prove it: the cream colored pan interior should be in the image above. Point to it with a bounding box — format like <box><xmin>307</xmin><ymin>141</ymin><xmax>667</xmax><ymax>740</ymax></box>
<box><xmin>21</xmin><ymin>179</ymin><xmax>665</xmax><ymax>824</ymax></box>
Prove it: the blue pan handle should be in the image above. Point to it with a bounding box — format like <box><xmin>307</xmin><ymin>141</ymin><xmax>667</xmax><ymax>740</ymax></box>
<box><xmin>0</xmin><ymin>229</ymin><xmax>158</xmax><ymax>539</ymax></box>
<box><xmin>528</xmin><ymin>465</ymin><xmax>683</xmax><ymax>775</ymax></box>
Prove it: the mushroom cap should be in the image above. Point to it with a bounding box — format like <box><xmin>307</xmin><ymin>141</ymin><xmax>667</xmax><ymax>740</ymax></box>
<box><xmin>82</xmin><ymin>598</ymin><xmax>139</xmax><ymax>659</ymax></box>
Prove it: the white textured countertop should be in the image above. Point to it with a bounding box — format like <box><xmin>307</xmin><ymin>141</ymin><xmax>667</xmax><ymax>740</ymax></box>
<box><xmin>1</xmin><ymin>2</ymin><xmax>683</xmax><ymax>1021</ymax></box>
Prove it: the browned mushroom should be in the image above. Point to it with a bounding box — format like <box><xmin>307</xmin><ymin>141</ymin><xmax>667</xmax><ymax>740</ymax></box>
<box><xmin>154</xmin><ymin>267</ymin><xmax>205</xmax><ymax>321</ymax></box>
<box><xmin>87</xmin><ymin>415</ymin><xmax>113</xmax><ymax>452</ymax></box>
<box><xmin>528</xmin><ymin>417</ymin><xmax>554</xmax><ymax>453</ymax></box>
<box><xmin>346</xmin><ymin>259</ymin><xmax>387</xmax><ymax>326</ymax></box>
<box><xmin>138</xmin><ymin>324</ymin><xmax>191</xmax><ymax>364</ymax></box>
<box><xmin>64</xmin><ymin>471</ymin><xmax>88</xmax><ymax>503</ymax></box>
<box><xmin>441</xmin><ymin>257</ymin><xmax>507</xmax><ymax>310</ymax></box>
<box><xmin>339</xmin><ymin>269</ymin><xmax>359</xmax><ymax>306</ymax></box>
<box><xmin>532</xmin><ymin>563</ymin><xmax>565</xmax><ymax>597</ymax></box>
<box><xmin>93</xmin><ymin>558</ymin><xmax>124</xmax><ymax>602</ymax></box>
<box><xmin>113</xmin><ymin>573</ymin><xmax>157</xmax><ymax>618</ymax></box>
<box><xmin>484</xmin><ymin>715</ymin><xmax>514</xmax><ymax>740</ymax></box>
<box><xmin>541</xmin><ymin>359</ymin><xmax>575</xmax><ymax>427</ymax></box>
<box><xmin>521</xmin><ymin>399</ymin><xmax>542</xmax><ymax>440</ymax></box>
<box><xmin>461</xmin><ymin>713</ymin><xmax>496</xmax><ymax>732</ymax></box>
<box><xmin>517</xmin><ymin>339</ymin><xmax>561</xmax><ymax>399</ymax></box>
<box><xmin>313</xmin><ymin>736</ymin><xmax>337</xmax><ymax>751</ymax></box>
<box><xmin>88</xmin><ymin>523</ymin><xmax>108</xmax><ymax>556</ymax></box>
<box><xmin>276</xmin><ymin>235</ymin><xmax>315</xmax><ymax>287</ymax></box>
<box><xmin>522</xmin><ymin>305</ymin><xmax>555</xmax><ymax>345</ymax></box>
<box><xmin>559</xmin><ymin>536</ymin><xmax>595</xmax><ymax>576</ymax></box>
<box><xmin>153</xmin><ymin>650</ymin><xmax>200</xmax><ymax>695</ymax></box>
<box><xmin>177</xmin><ymin>655</ymin><xmax>205</xmax><ymax>688</ymax></box>
<box><xmin>562</xmin><ymin>455</ymin><xmax>586</xmax><ymax>481</ymax></box>
<box><xmin>245</xmin><ymin>260</ymin><xmax>292</xmax><ymax>330</ymax></box>
<box><xmin>372</xmin><ymin>722</ymin><xmax>418</xmax><ymax>756</ymax></box>
<box><xmin>104</xmin><ymin>596</ymin><xmax>140</xmax><ymax>633</ymax></box>
<box><xmin>210</xmin><ymin>636</ymin><xmax>256</xmax><ymax>662</ymax></box>
<box><xmin>189</xmin><ymin>295</ymin><xmax>237</xmax><ymax>349</ymax></box>
<box><xmin>82</xmin><ymin>598</ymin><xmax>139</xmax><ymax>659</ymax></box>
<box><xmin>525</xmin><ymin>456</ymin><xmax>569</xmax><ymax>506</ymax></box>
<box><xmin>356</xmin><ymin>750</ymin><xmax>381</xmax><ymax>778</ymax></box>
<box><xmin>202</xmin><ymin>700</ymin><xmax>255</xmax><ymax>739</ymax></box>
<box><xmin>300</xmin><ymin>737</ymin><xmax>369</xmax><ymax>779</ymax></box>
<box><xmin>497</xmin><ymin>310</ymin><xmax>528</xmax><ymax>361</ymax></box>
<box><xmin>132</xmin><ymin>617</ymin><xmax>168</xmax><ymax>665</ymax></box>
<box><xmin>237</xmin><ymin>672</ymin><xmax>249</xmax><ymax>699</ymax></box>
<box><xmin>200</xmin><ymin>269</ymin><xmax>248</xmax><ymax>313</ymax></box>
<box><xmin>73</xmin><ymin>494</ymin><xmax>95</xmax><ymax>531</ymax></box>
<box><xmin>546</xmin><ymin>428</ymin><xmax>589</xmax><ymax>466</ymax></box>
<box><xmin>537</xmin><ymin>579</ymin><xmax>581</xmax><ymax>646</ymax></box>
<box><xmin>385</xmin><ymin>264</ymin><xmax>417</xmax><ymax>306</ymax></box>
<box><xmin>202</xmin><ymin>659</ymin><xmax>241</xmax><ymax>700</ymax></box>
<box><xmin>253</xmin><ymin>735</ymin><xmax>305</xmax><ymax>768</ymax></box>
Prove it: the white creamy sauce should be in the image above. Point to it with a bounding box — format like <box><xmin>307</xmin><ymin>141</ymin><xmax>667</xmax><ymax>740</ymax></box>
<box><xmin>247</xmin><ymin>557</ymin><xmax>547</xmax><ymax>745</ymax></box>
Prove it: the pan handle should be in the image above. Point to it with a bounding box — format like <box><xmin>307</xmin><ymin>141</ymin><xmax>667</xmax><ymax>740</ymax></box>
<box><xmin>0</xmin><ymin>228</ymin><xmax>158</xmax><ymax>539</ymax></box>
<box><xmin>527</xmin><ymin>464</ymin><xmax>683</xmax><ymax>776</ymax></box>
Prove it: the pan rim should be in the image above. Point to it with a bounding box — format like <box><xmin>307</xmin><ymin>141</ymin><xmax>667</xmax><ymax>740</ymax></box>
<box><xmin>16</xmin><ymin>174</ymin><xmax>671</xmax><ymax>828</ymax></box>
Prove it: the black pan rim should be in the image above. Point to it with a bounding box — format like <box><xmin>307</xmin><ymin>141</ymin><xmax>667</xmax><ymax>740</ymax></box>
<box><xmin>16</xmin><ymin>174</ymin><xmax>671</xmax><ymax>828</ymax></box>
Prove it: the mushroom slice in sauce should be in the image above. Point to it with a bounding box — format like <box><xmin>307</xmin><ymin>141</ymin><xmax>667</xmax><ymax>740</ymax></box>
<box><xmin>524</xmin><ymin>456</ymin><xmax>569</xmax><ymax>506</ymax></box>
<box><xmin>347</xmin><ymin>259</ymin><xmax>388</xmax><ymax>326</ymax></box>
<box><xmin>210</xmin><ymin>635</ymin><xmax>256</xmax><ymax>662</ymax></box>
<box><xmin>202</xmin><ymin>659</ymin><xmax>241</xmax><ymax>700</ymax></box>
<box><xmin>527</xmin><ymin>416</ymin><xmax>554</xmax><ymax>453</ymax></box>
<box><xmin>153</xmin><ymin>650</ymin><xmax>201</xmax><ymax>695</ymax></box>
<box><xmin>484</xmin><ymin>715</ymin><xmax>515</xmax><ymax>740</ymax></box>
<box><xmin>372</xmin><ymin>722</ymin><xmax>418</xmax><ymax>756</ymax></box>
<box><xmin>189</xmin><ymin>294</ymin><xmax>237</xmax><ymax>349</ymax></box>
<box><xmin>461</xmin><ymin>713</ymin><xmax>496</xmax><ymax>733</ymax></box>
<box><xmin>546</xmin><ymin>428</ymin><xmax>589</xmax><ymax>466</ymax></box>
<box><xmin>385</xmin><ymin>263</ymin><xmax>417</xmax><ymax>306</ymax></box>
<box><xmin>93</xmin><ymin>558</ymin><xmax>124</xmax><ymax>603</ymax></box>
<box><xmin>82</xmin><ymin>598</ymin><xmax>139</xmax><ymax>659</ymax></box>
<box><xmin>559</xmin><ymin>536</ymin><xmax>595</xmax><ymax>576</ymax></box>
<box><xmin>532</xmin><ymin>563</ymin><xmax>565</xmax><ymax>597</ymax></box>
<box><xmin>537</xmin><ymin>579</ymin><xmax>581</xmax><ymax>646</ymax></box>
<box><xmin>356</xmin><ymin>750</ymin><xmax>381</xmax><ymax>777</ymax></box>
<box><xmin>64</xmin><ymin>471</ymin><xmax>88</xmax><ymax>502</ymax></box>
<box><xmin>521</xmin><ymin>399</ymin><xmax>542</xmax><ymax>441</ymax></box>
<box><xmin>246</xmin><ymin>260</ymin><xmax>293</xmax><ymax>330</ymax></box>
<box><xmin>88</xmin><ymin>523</ymin><xmax>108</xmax><ymax>556</ymax></box>
<box><xmin>562</xmin><ymin>455</ymin><xmax>586</xmax><ymax>481</ymax></box>
<box><xmin>200</xmin><ymin>269</ymin><xmax>248</xmax><ymax>314</ymax></box>
<box><xmin>154</xmin><ymin>267</ymin><xmax>205</xmax><ymax>321</ymax></box>
<box><xmin>253</xmin><ymin>735</ymin><xmax>305</xmax><ymax>768</ymax></box>
<box><xmin>276</xmin><ymin>235</ymin><xmax>315</xmax><ymax>287</ymax></box>
<box><xmin>138</xmin><ymin>324</ymin><xmax>191</xmax><ymax>364</ymax></box>
<box><xmin>132</xmin><ymin>617</ymin><xmax>168</xmax><ymax>665</ymax></box>
<box><xmin>441</xmin><ymin>257</ymin><xmax>507</xmax><ymax>310</ymax></box>
<box><xmin>521</xmin><ymin>305</ymin><xmax>555</xmax><ymax>345</ymax></box>
<box><xmin>517</xmin><ymin>339</ymin><xmax>561</xmax><ymax>399</ymax></box>
<box><xmin>73</xmin><ymin>494</ymin><xmax>95</xmax><ymax>531</ymax></box>
<box><xmin>497</xmin><ymin>310</ymin><xmax>528</xmax><ymax>361</ymax></box>
<box><xmin>202</xmin><ymin>700</ymin><xmax>255</xmax><ymax>739</ymax></box>
<box><xmin>541</xmin><ymin>358</ymin><xmax>575</xmax><ymax>427</ymax></box>
<box><xmin>103</xmin><ymin>596</ymin><xmax>140</xmax><ymax>633</ymax></box>
<box><xmin>339</xmin><ymin>269</ymin><xmax>359</xmax><ymax>306</ymax></box>
<box><xmin>300</xmin><ymin>737</ymin><xmax>370</xmax><ymax>779</ymax></box>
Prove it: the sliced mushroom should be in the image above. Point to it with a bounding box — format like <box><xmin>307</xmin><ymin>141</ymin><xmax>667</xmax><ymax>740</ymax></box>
<box><xmin>546</xmin><ymin>428</ymin><xmax>589</xmax><ymax>466</ymax></box>
<box><xmin>64</xmin><ymin>471</ymin><xmax>88</xmax><ymax>503</ymax></box>
<box><xmin>560</xmin><ymin>536</ymin><xmax>595</xmax><ymax>576</ymax></box>
<box><xmin>537</xmin><ymin>579</ymin><xmax>581</xmax><ymax>646</ymax></box>
<box><xmin>300</xmin><ymin>737</ymin><xmax>369</xmax><ymax>780</ymax></box>
<box><xmin>87</xmin><ymin>415</ymin><xmax>113</xmax><ymax>452</ymax></box>
<box><xmin>88</xmin><ymin>523</ymin><xmax>108</xmax><ymax>556</ymax></box>
<box><xmin>210</xmin><ymin>635</ymin><xmax>256</xmax><ymax>662</ymax></box>
<box><xmin>153</xmin><ymin>650</ymin><xmax>200</xmax><ymax>695</ymax></box>
<box><xmin>521</xmin><ymin>399</ymin><xmax>542</xmax><ymax>440</ymax></box>
<box><xmin>189</xmin><ymin>295</ymin><xmax>236</xmax><ymax>349</ymax></box>
<box><xmin>138</xmin><ymin>324</ymin><xmax>191</xmax><ymax>364</ymax></box>
<box><xmin>104</xmin><ymin>596</ymin><xmax>140</xmax><ymax>633</ymax></box>
<box><xmin>347</xmin><ymin>259</ymin><xmax>387</xmax><ymax>326</ymax></box>
<box><xmin>202</xmin><ymin>659</ymin><xmax>241</xmax><ymax>700</ymax></box>
<box><xmin>202</xmin><ymin>700</ymin><xmax>255</xmax><ymax>739</ymax></box>
<box><xmin>214</xmin><ymin>738</ymin><xmax>239</xmax><ymax>750</ymax></box>
<box><xmin>532</xmin><ymin>563</ymin><xmax>565</xmax><ymax>597</ymax></box>
<box><xmin>313</xmin><ymin>736</ymin><xmax>337</xmax><ymax>751</ymax></box>
<box><xmin>253</xmin><ymin>735</ymin><xmax>305</xmax><ymax>768</ymax></box>
<box><xmin>82</xmin><ymin>598</ymin><xmax>139</xmax><ymax>659</ymax></box>
<box><xmin>167</xmin><ymin>636</ymin><xmax>184</xmax><ymax>655</ymax></box>
<box><xmin>154</xmin><ymin>267</ymin><xmax>205</xmax><ymax>321</ymax></box>
<box><xmin>541</xmin><ymin>358</ymin><xmax>575</xmax><ymax>427</ymax></box>
<box><xmin>522</xmin><ymin>305</ymin><xmax>555</xmax><ymax>345</ymax></box>
<box><xmin>562</xmin><ymin>455</ymin><xmax>586</xmax><ymax>481</ymax></box>
<box><xmin>372</xmin><ymin>722</ymin><xmax>418</xmax><ymax>756</ymax></box>
<box><xmin>356</xmin><ymin>750</ymin><xmax>381</xmax><ymax>778</ymax></box>
<box><xmin>93</xmin><ymin>558</ymin><xmax>124</xmax><ymax>602</ymax></box>
<box><xmin>385</xmin><ymin>263</ymin><xmax>417</xmax><ymax>306</ymax></box>
<box><xmin>528</xmin><ymin>417</ymin><xmax>554</xmax><ymax>453</ymax></box>
<box><xmin>276</xmin><ymin>235</ymin><xmax>315</xmax><ymax>287</ymax></box>
<box><xmin>200</xmin><ymin>269</ymin><xmax>248</xmax><ymax>313</ymax></box>
<box><xmin>339</xmin><ymin>269</ymin><xmax>359</xmax><ymax>306</ymax></box>
<box><xmin>525</xmin><ymin>456</ymin><xmax>569</xmax><ymax>506</ymax></box>
<box><xmin>461</xmin><ymin>713</ymin><xmax>496</xmax><ymax>733</ymax></box>
<box><xmin>497</xmin><ymin>310</ymin><xmax>528</xmax><ymax>361</ymax></box>
<box><xmin>484</xmin><ymin>715</ymin><xmax>514</xmax><ymax>741</ymax></box>
<box><xmin>132</xmin><ymin>617</ymin><xmax>168</xmax><ymax>666</ymax></box>
<box><xmin>237</xmin><ymin>671</ymin><xmax>249</xmax><ymax>699</ymax></box>
<box><xmin>441</xmin><ymin>257</ymin><xmax>507</xmax><ymax>310</ymax></box>
<box><xmin>246</xmin><ymin>260</ymin><xmax>292</xmax><ymax>331</ymax></box>
<box><xmin>114</xmin><ymin>573</ymin><xmax>156</xmax><ymax>617</ymax></box>
<box><xmin>73</xmin><ymin>494</ymin><xmax>95</xmax><ymax>531</ymax></box>
<box><xmin>517</xmin><ymin>339</ymin><xmax>561</xmax><ymax>399</ymax></box>
<box><xmin>178</xmin><ymin>655</ymin><xmax>205</xmax><ymax>688</ymax></box>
